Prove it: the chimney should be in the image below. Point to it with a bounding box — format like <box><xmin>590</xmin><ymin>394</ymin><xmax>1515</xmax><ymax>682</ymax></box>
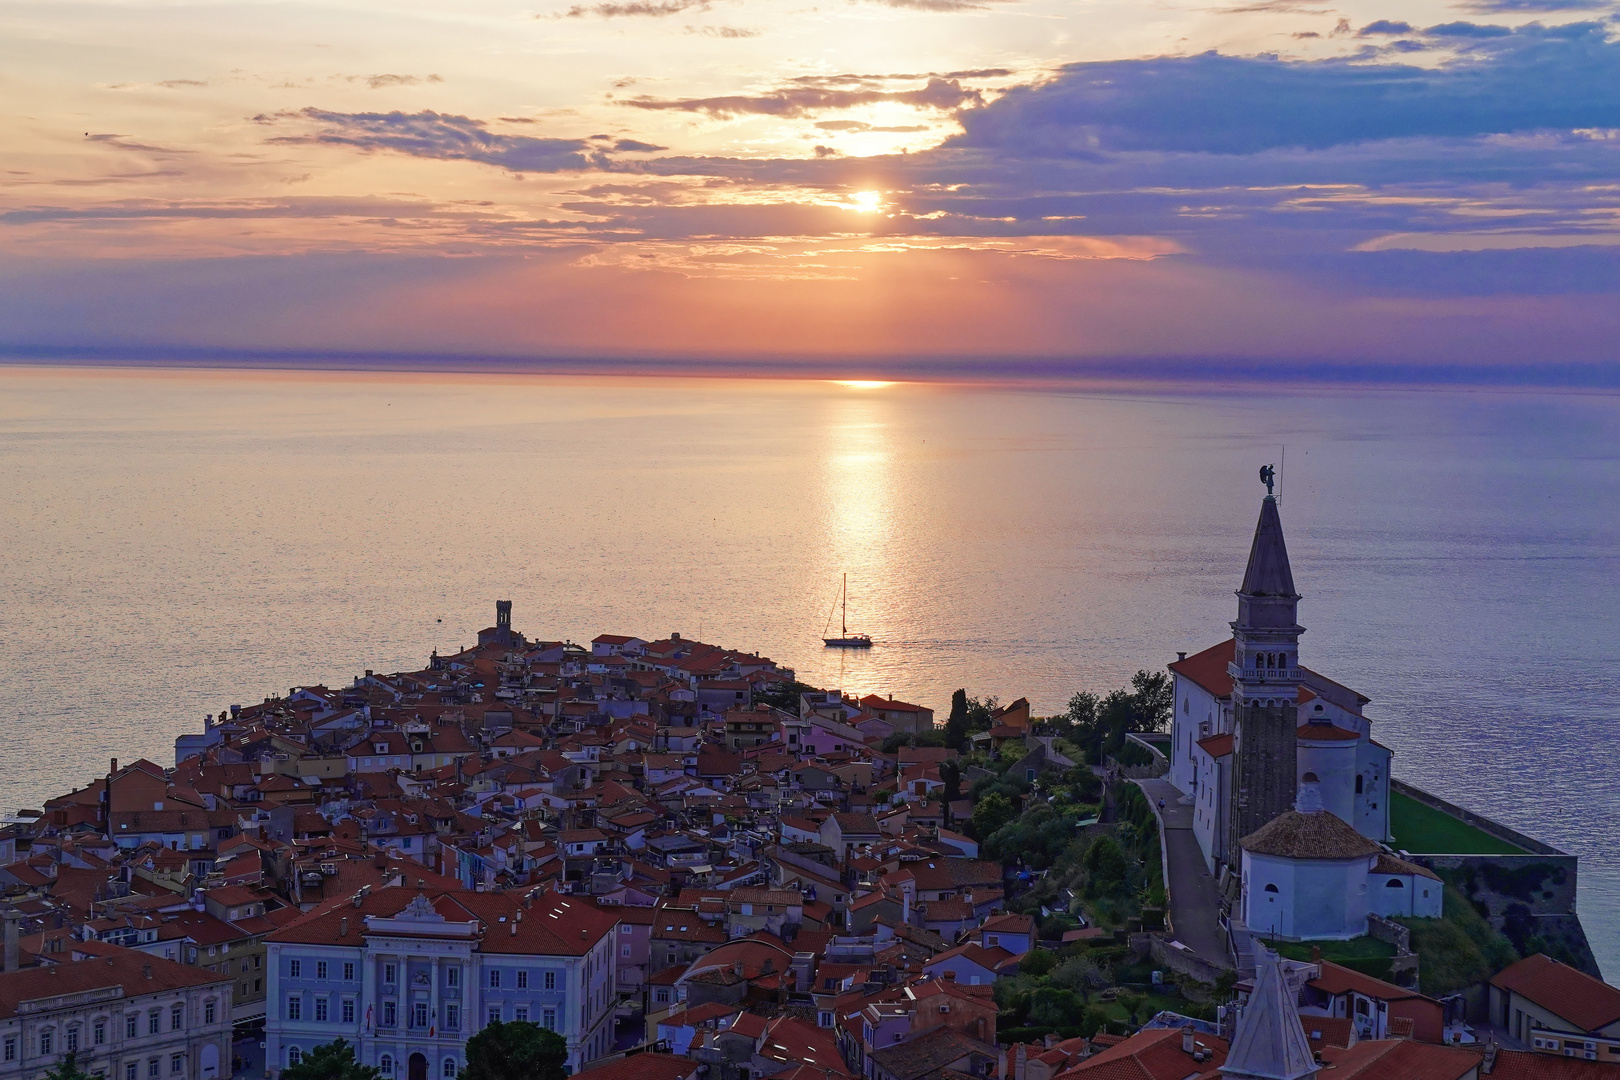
<box><xmin>509</xmin><ymin>920</ymin><xmax>517</xmax><ymax>937</ymax></box>
<box><xmin>1014</xmin><ymin>1044</ymin><xmax>1028</xmax><ymax>1080</ymax></box>
<box><xmin>2</xmin><ymin>910</ymin><xmax>20</xmax><ymax>972</ymax></box>
<box><xmin>1482</xmin><ymin>1042</ymin><xmax>1498</xmax><ymax>1074</ymax></box>
<box><xmin>1311</xmin><ymin>945</ymin><xmax>1321</xmax><ymax>963</ymax></box>
<box><xmin>1182</xmin><ymin>1027</ymin><xmax>1194</xmax><ymax>1055</ymax></box>
<box><xmin>339</xmin><ymin>917</ymin><xmax>349</xmax><ymax>937</ymax></box>
<box><xmin>142</xmin><ymin>963</ymin><xmax>153</xmax><ymax>979</ymax></box>
<box><xmin>1177</xmin><ymin>652</ymin><xmax>1187</xmax><ymax>662</ymax></box>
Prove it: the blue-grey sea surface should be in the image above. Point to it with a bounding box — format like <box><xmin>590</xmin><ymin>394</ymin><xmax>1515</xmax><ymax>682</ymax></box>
<box><xmin>1</xmin><ymin>366</ymin><xmax>1615</xmax><ymax>978</ymax></box>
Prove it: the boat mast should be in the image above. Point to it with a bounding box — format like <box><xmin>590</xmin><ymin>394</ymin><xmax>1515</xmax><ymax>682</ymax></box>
<box><xmin>842</xmin><ymin>573</ymin><xmax>848</xmax><ymax>636</ymax></box>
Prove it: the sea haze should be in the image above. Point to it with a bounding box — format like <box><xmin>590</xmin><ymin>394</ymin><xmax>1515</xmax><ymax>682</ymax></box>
<box><xmin>1</xmin><ymin>365</ymin><xmax>1616</xmax><ymax>978</ymax></box>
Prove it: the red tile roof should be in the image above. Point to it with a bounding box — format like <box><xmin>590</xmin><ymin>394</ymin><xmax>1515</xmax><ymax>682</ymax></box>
<box><xmin>0</xmin><ymin>949</ymin><xmax>229</xmax><ymax>1019</ymax></box>
<box><xmin>1491</xmin><ymin>954</ymin><xmax>1620</xmax><ymax>1032</ymax></box>
<box><xmin>1316</xmin><ymin>1038</ymin><xmax>1477</xmax><ymax>1079</ymax></box>
<box><xmin>1169</xmin><ymin>640</ymin><xmax>1235</xmax><ymax>699</ymax></box>
<box><xmin>1055</xmin><ymin>1026</ymin><xmax>1227</xmax><ymax>1080</ymax></box>
<box><xmin>578</xmin><ymin>1053</ymin><xmax>698</xmax><ymax>1080</ymax></box>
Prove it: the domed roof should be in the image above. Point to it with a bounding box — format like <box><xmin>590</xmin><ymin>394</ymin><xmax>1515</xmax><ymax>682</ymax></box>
<box><xmin>1239</xmin><ymin>809</ymin><xmax>1380</xmax><ymax>861</ymax></box>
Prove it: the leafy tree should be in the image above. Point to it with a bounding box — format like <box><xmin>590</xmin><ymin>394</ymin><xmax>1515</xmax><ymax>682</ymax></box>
<box><xmin>1129</xmin><ymin>670</ymin><xmax>1173</xmax><ymax>733</ymax></box>
<box><xmin>751</xmin><ymin>678</ymin><xmax>817</xmax><ymax>715</ymax></box>
<box><xmin>946</xmin><ymin>689</ymin><xmax>970</xmax><ymax>749</ymax></box>
<box><xmin>1027</xmin><ymin>987</ymin><xmax>1083</xmax><ymax>1027</ymax></box>
<box><xmin>460</xmin><ymin>1022</ymin><xmax>568</xmax><ymax>1080</ymax></box>
<box><xmin>1079</xmin><ymin>1006</ymin><xmax>1111</xmax><ymax>1038</ymax></box>
<box><xmin>1083</xmin><ymin>836</ymin><xmax>1129</xmax><ymax>898</ymax></box>
<box><xmin>45</xmin><ymin>1054</ymin><xmax>97</xmax><ymax>1080</ymax></box>
<box><xmin>966</xmin><ymin>695</ymin><xmax>998</xmax><ymax>733</ymax></box>
<box><xmin>283</xmin><ymin>1040</ymin><xmax>383</xmax><ymax>1080</ymax></box>
<box><xmin>1019</xmin><ymin>949</ymin><xmax>1056</xmax><ymax>976</ymax></box>
<box><xmin>969</xmin><ymin>790</ymin><xmax>1016</xmax><ymax>841</ymax></box>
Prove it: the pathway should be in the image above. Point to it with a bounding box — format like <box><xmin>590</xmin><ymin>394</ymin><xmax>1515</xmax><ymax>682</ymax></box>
<box><xmin>1135</xmin><ymin>776</ymin><xmax>1231</xmax><ymax>970</ymax></box>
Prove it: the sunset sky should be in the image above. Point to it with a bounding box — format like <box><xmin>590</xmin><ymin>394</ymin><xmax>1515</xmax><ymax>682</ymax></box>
<box><xmin>5</xmin><ymin>0</ymin><xmax>1620</xmax><ymax>373</ymax></box>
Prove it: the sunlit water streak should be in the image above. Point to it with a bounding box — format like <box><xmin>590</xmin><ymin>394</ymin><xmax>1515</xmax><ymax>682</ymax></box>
<box><xmin>1</xmin><ymin>366</ymin><xmax>1616</xmax><ymax>979</ymax></box>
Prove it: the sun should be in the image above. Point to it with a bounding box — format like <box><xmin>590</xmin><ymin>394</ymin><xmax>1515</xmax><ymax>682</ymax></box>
<box><xmin>849</xmin><ymin>190</ymin><xmax>883</xmax><ymax>212</ymax></box>
<box><xmin>831</xmin><ymin>380</ymin><xmax>896</xmax><ymax>389</ymax></box>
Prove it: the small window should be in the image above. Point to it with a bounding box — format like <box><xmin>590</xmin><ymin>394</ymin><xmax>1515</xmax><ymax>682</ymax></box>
<box><xmin>315</xmin><ymin>961</ymin><xmax>327</xmax><ymax>980</ymax></box>
<box><xmin>149</xmin><ymin>1012</ymin><xmax>161</xmax><ymax>1036</ymax></box>
<box><xmin>489</xmin><ymin>970</ymin><xmax>501</xmax><ymax>989</ymax></box>
<box><xmin>544</xmin><ymin>971</ymin><xmax>556</xmax><ymax>990</ymax></box>
<box><xmin>39</xmin><ymin>1031</ymin><xmax>54</xmax><ymax>1056</ymax></box>
<box><xmin>127</xmin><ymin>1064</ymin><xmax>138</xmax><ymax>1080</ymax></box>
<box><xmin>287</xmin><ymin>997</ymin><xmax>302</xmax><ymax>1022</ymax></box>
<box><xmin>149</xmin><ymin>1060</ymin><xmax>161</xmax><ymax>1079</ymax></box>
<box><xmin>515</xmin><ymin>1007</ymin><xmax>529</xmax><ymax>1022</ymax></box>
<box><xmin>287</xmin><ymin>1048</ymin><xmax>302</xmax><ymax>1067</ymax></box>
<box><xmin>343</xmin><ymin>962</ymin><xmax>355</xmax><ymax>981</ymax></box>
<box><xmin>126</xmin><ymin>1015</ymin><xmax>139</xmax><ymax>1039</ymax></box>
<box><xmin>1386</xmin><ymin>879</ymin><xmax>1405</xmax><ymax>888</ymax></box>
<box><xmin>94</xmin><ymin>1021</ymin><xmax>107</xmax><ymax>1046</ymax></box>
<box><xmin>488</xmin><ymin>1007</ymin><xmax>501</xmax><ymax>1026</ymax></box>
<box><xmin>443</xmin><ymin>1060</ymin><xmax>457</xmax><ymax>1078</ymax></box>
<box><xmin>446</xmin><ymin>966</ymin><xmax>459</xmax><ymax>988</ymax></box>
<box><xmin>542</xmin><ymin>1009</ymin><xmax>556</xmax><ymax>1031</ymax></box>
<box><xmin>67</xmin><ymin>1028</ymin><xmax>80</xmax><ymax>1052</ymax></box>
<box><xmin>384</xmin><ymin>963</ymin><xmax>397</xmax><ymax>984</ymax></box>
<box><xmin>171</xmin><ymin>1054</ymin><xmax>183</xmax><ymax>1074</ymax></box>
<box><xmin>315</xmin><ymin>999</ymin><xmax>328</xmax><ymax>1023</ymax></box>
<box><xmin>380</xmin><ymin>1057</ymin><xmax>394</xmax><ymax>1077</ymax></box>
<box><xmin>290</xmin><ymin>960</ymin><xmax>302</xmax><ymax>978</ymax></box>
<box><xmin>414</xmin><ymin>1004</ymin><xmax>429</xmax><ymax>1029</ymax></box>
<box><xmin>203</xmin><ymin>1001</ymin><xmax>215</xmax><ymax>1025</ymax></box>
<box><xmin>1263</xmin><ymin>884</ymin><xmax>1279</xmax><ymax>893</ymax></box>
<box><xmin>342</xmin><ymin>1000</ymin><xmax>356</xmax><ymax>1024</ymax></box>
<box><xmin>517</xmin><ymin>971</ymin><xmax>528</xmax><ymax>989</ymax></box>
<box><xmin>446</xmin><ymin>1005</ymin><xmax>460</xmax><ymax>1031</ymax></box>
<box><xmin>1355</xmin><ymin>775</ymin><xmax>1364</xmax><ymax>795</ymax></box>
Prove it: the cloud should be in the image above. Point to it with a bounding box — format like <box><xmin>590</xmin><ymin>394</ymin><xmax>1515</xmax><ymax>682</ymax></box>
<box><xmin>565</xmin><ymin>0</ymin><xmax>708</xmax><ymax>16</ymax></box>
<box><xmin>814</xmin><ymin>120</ymin><xmax>931</xmax><ymax>131</ymax></box>
<box><xmin>157</xmin><ymin>79</ymin><xmax>207</xmax><ymax>88</ymax></box>
<box><xmin>1424</xmin><ymin>20</ymin><xmax>1514</xmax><ymax>36</ymax></box>
<box><xmin>610</xmin><ymin>138</ymin><xmax>668</xmax><ymax>151</ymax></box>
<box><xmin>685</xmin><ymin>24</ymin><xmax>760</xmax><ymax>36</ymax></box>
<box><xmin>949</xmin><ymin>23</ymin><xmax>1620</xmax><ymax>155</ymax></box>
<box><xmin>268</xmin><ymin>109</ymin><xmax>598</xmax><ymax>172</ymax></box>
<box><xmin>624</xmin><ymin>77</ymin><xmax>983</xmax><ymax>117</ymax></box>
<box><xmin>1358</xmin><ymin>19</ymin><xmax>1413</xmax><ymax>33</ymax></box>
<box><xmin>364</xmin><ymin>74</ymin><xmax>444</xmax><ymax>89</ymax></box>
<box><xmin>1458</xmin><ymin>0</ymin><xmax>1609</xmax><ymax>10</ymax></box>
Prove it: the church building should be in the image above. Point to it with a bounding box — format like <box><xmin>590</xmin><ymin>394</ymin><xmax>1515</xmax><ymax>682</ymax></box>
<box><xmin>1167</xmin><ymin>488</ymin><xmax>1393</xmax><ymax>878</ymax></box>
<box><xmin>1165</xmin><ymin>481</ymin><xmax>1440</xmax><ymax>941</ymax></box>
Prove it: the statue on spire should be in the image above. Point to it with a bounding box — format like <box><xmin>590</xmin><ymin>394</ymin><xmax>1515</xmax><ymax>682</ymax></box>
<box><xmin>1259</xmin><ymin>463</ymin><xmax>1276</xmax><ymax>496</ymax></box>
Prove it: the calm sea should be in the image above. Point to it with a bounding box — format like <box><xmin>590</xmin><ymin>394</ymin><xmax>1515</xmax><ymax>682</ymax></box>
<box><xmin>2</xmin><ymin>366</ymin><xmax>1616</xmax><ymax>978</ymax></box>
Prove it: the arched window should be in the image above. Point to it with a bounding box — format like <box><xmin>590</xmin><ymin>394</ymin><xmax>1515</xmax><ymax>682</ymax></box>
<box><xmin>442</xmin><ymin>1059</ymin><xmax>457</xmax><ymax>1078</ymax></box>
<box><xmin>1302</xmin><ymin>772</ymin><xmax>1319</xmax><ymax>783</ymax></box>
<box><xmin>1263</xmin><ymin>883</ymin><xmax>1279</xmax><ymax>893</ymax></box>
<box><xmin>288</xmin><ymin>1048</ymin><xmax>303</xmax><ymax>1067</ymax></box>
<box><xmin>380</xmin><ymin>1056</ymin><xmax>394</xmax><ymax>1076</ymax></box>
<box><xmin>1385</xmin><ymin>879</ymin><xmax>1405</xmax><ymax>888</ymax></box>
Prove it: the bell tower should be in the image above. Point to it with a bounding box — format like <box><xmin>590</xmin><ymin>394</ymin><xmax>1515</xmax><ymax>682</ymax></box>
<box><xmin>1225</xmin><ymin>477</ymin><xmax>1304</xmax><ymax>870</ymax></box>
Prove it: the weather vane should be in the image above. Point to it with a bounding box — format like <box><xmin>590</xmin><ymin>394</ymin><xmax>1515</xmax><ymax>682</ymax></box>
<box><xmin>1259</xmin><ymin>463</ymin><xmax>1276</xmax><ymax>495</ymax></box>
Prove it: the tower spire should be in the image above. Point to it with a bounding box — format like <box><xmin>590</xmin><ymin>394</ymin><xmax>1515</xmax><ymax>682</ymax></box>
<box><xmin>1225</xmin><ymin>484</ymin><xmax>1306</xmax><ymax>871</ymax></box>
<box><xmin>1220</xmin><ymin>946</ymin><xmax>1319</xmax><ymax>1080</ymax></box>
<box><xmin>1240</xmin><ymin>496</ymin><xmax>1297</xmax><ymax>600</ymax></box>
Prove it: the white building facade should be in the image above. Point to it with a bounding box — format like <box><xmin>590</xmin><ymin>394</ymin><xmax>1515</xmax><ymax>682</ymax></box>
<box><xmin>0</xmin><ymin>953</ymin><xmax>232</xmax><ymax>1080</ymax></box>
<box><xmin>266</xmin><ymin>888</ymin><xmax>619</xmax><ymax>1080</ymax></box>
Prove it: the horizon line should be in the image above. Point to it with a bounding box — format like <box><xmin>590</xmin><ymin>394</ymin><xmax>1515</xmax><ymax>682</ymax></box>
<box><xmin>4</xmin><ymin>344</ymin><xmax>1620</xmax><ymax>391</ymax></box>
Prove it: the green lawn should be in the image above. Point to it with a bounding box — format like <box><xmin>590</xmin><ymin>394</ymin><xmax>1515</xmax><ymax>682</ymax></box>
<box><xmin>1275</xmin><ymin>937</ymin><xmax>1397</xmax><ymax>981</ymax></box>
<box><xmin>1389</xmin><ymin>792</ymin><xmax>1525</xmax><ymax>855</ymax></box>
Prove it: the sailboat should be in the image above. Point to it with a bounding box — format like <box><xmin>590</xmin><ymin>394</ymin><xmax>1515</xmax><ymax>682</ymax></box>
<box><xmin>823</xmin><ymin>573</ymin><xmax>873</xmax><ymax>648</ymax></box>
